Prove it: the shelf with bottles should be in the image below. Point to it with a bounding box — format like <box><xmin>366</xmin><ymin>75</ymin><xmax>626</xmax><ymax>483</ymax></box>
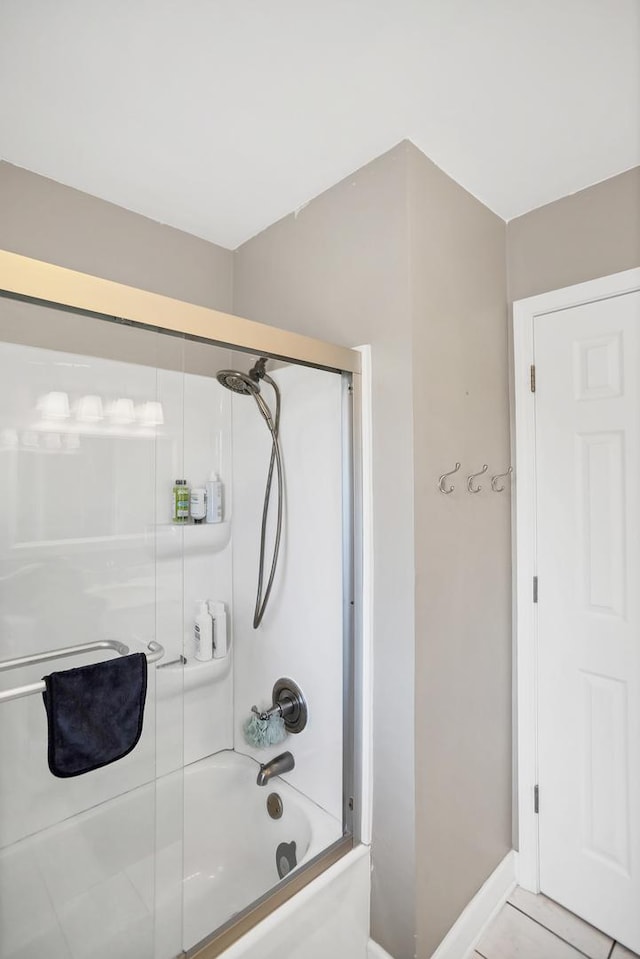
<box><xmin>154</xmin><ymin>520</ymin><xmax>231</xmax><ymax>558</ymax></box>
<box><xmin>155</xmin><ymin>652</ymin><xmax>232</xmax><ymax>694</ymax></box>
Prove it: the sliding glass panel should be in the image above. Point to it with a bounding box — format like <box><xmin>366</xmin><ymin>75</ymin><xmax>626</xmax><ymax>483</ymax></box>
<box><xmin>180</xmin><ymin>349</ymin><xmax>347</xmax><ymax>951</ymax></box>
<box><xmin>0</xmin><ymin>291</ymin><xmax>354</xmax><ymax>959</ymax></box>
<box><xmin>0</xmin><ymin>295</ymin><xmax>185</xmax><ymax>959</ymax></box>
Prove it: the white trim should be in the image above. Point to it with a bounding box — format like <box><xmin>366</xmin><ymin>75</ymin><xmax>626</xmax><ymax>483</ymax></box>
<box><xmin>512</xmin><ymin>267</ymin><xmax>640</xmax><ymax>893</ymax></box>
<box><xmin>514</xmin><ymin>267</ymin><xmax>640</xmax><ymax>318</ymax></box>
<box><xmin>512</xmin><ymin>299</ymin><xmax>540</xmax><ymax>892</ymax></box>
<box><xmin>428</xmin><ymin>851</ymin><xmax>518</xmax><ymax>959</ymax></box>
<box><xmin>355</xmin><ymin>345</ymin><xmax>374</xmax><ymax>846</ymax></box>
<box><xmin>367</xmin><ymin>940</ymin><xmax>395</xmax><ymax>959</ymax></box>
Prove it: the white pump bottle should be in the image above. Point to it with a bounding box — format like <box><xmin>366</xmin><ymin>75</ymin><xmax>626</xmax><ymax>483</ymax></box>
<box><xmin>194</xmin><ymin>601</ymin><xmax>214</xmax><ymax>661</ymax></box>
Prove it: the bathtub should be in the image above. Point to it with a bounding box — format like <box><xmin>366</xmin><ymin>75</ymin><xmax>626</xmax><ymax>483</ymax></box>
<box><xmin>182</xmin><ymin>751</ymin><xmax>342</xmax><ymax>951</ymax></box>
<box><xmin>0</xmin><ymin>749</ymin><xmax>344</xmax><ymax>959</ymax></box>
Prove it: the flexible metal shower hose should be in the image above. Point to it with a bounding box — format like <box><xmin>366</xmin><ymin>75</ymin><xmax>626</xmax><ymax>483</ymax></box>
<box><xmin>251</xmin><ymin>373</ymin><xmax>283</xmax><ymax>628</ymax></box>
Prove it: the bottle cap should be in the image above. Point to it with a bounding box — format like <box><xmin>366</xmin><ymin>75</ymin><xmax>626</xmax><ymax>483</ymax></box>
<box><xmin>175</xmin><ymin>479</ymin><xmax>187</xmax><ymax>485</ymax></box>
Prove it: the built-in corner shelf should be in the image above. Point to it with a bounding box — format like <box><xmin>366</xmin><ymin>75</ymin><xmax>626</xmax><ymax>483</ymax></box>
<box><xmin>155</xmin><ymin>521</ymin><xmax>231</xmax><ymax>558</ymax></box>
<box><xmin>11</xmin><ymin>521</ymin><xmax>231</xmax><ymax>558</ymax></box>
<box><xmin>156</xmin><ymin>652</ymin><xmax>232</xmax><ymax>693</ymax></box>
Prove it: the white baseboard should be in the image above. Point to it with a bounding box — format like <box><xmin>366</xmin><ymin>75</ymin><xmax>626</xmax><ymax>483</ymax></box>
<box><xmin>368</xmin><ymin>940</ymin><xmax>395</xmax><ymax>959</ymax></box>
<box><xmin>430</xmin><ymin>850</ymin><xmax>518</xmax><ymax>959</ymax></box>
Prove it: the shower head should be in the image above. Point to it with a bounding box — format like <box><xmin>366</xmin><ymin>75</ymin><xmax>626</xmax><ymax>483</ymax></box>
<box><xmin>216</xmin><ymin>370</ymin><xmax>261</xmax><ymax>395</ymax></box>
<box><xmin>216</xmin><ymin>362</ymin><xmax>277</xmax><ymax>432</ymax></box>
<box><xmin>216</xmin><ymin>358</ymin><xmax>269</xmax><ymax>396</ymax></box>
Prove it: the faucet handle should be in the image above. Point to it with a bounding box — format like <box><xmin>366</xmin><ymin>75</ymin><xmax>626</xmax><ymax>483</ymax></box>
<box><xmin>251</xmin><ymin>703</ymin><xmax>282</xmax><ymax>722</ymax></box>
<box><xmin>249</xmin><ymin>678</ymin><xmax>308</xmax><ymax>731</ymax></box>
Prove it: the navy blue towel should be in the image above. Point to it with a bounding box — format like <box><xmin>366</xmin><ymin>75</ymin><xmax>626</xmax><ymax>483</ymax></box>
<box><xmin>42</xmin><ymin>652</ymin><xmax>147</xmax><ymax>778</ymax></box>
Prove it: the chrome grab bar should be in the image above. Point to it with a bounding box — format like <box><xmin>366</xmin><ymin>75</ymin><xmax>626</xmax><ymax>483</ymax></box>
<box><xmin>0</xmin><ymin>639</ymin><xmax>130</xmax><ymax>673</ymax></box>
<box><xmin>0</xmin><ymin>639</ymin><xmax>164</xmax><ymax>705</ymax></box>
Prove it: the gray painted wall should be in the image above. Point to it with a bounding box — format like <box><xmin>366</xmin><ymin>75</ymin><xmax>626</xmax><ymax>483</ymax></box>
<box><xmin>507</xmin><ymin>166</ymin><xmax>640</xmax><ymax>302</ymax></box>
<box><xmin>408</xmin><ymin>145</ymin><xmax>511</xmax><ymax>957</ymax></box>
<box><xmin>0</xmin><ymin>161</ymin><xmax>234</xmax><ymax>311</ymax></box>
<box><xmin>0</xmin><ymin>146</ymin><xmax>557</xmax><ymax>959</ymax></box>
<box><xmin>234</xmin><ymin>142</ymin><xmax>512</xmax><ymax>958</ymax></box>
<box><xmin>0</xmin><ymin>151</ymin><xmax>422</xmax><ymax>959</ymax></box>
<box><xmin>233</xmin><ymin>143</ymin><xmax>418</xmax><ymax>959</ymax></box>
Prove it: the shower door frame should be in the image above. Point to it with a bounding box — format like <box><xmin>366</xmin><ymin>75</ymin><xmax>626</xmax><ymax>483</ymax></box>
<box><xmin>0</xmin><ymin>249</ymin><xmax>364</xmax><ymax>959</ymax></box>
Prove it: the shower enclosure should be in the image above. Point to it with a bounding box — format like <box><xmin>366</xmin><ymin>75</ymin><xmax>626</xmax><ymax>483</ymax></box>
<box><xmin>0</xmin><ymin>252</ymin><xmax>362</xmax><ymax>959</ymax></box>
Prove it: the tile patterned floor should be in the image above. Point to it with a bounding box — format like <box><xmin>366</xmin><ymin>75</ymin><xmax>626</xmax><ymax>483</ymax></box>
<box><xmin>473</xmin><ymin>888</ymin><xmax>639</xmax><ymax>959</ymax></box>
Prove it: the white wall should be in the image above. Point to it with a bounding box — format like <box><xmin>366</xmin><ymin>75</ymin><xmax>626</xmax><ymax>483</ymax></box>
<box><xmin>231</xmin><ymin>360</ymin><xmax>345</xmax><ymax>823</ymax></box>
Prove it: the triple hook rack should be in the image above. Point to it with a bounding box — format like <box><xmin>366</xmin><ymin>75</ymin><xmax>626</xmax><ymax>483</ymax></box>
<box><xmin>438</xmin><ymin>462</ymin><xmax>513</xmax><ymax>494</ymax></box>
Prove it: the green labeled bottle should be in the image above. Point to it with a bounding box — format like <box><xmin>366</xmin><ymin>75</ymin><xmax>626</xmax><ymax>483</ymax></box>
<box><xmin>172</xmin><ymin>479</ymin><xmax>190</xmax><ymax>523</ymax></box>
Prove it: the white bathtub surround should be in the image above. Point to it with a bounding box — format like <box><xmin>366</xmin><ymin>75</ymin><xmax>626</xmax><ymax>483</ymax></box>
<box><xmin>428</xmin><ymin>850</ymin><xmax>517</xmax><ymax>959</ymax></box>
<box><xmin>155</xmin><ymin>364</ymin><xmax>234</xmax><ymax>774</ymax></box>
<box><xmin>0</xmin><ymin>777</ymin><xmax>167</xmax><ymax>959</ymax></box>
<box><xmin>0</xmin><ymin>338</ymin><xmax>237</xmax><ymax>843</ymax></box>
<box><xmin>217</xmin><ymin>845</ymin><xmax>370</xmax><ymax>959</ymax></box>
<box><xmin>156</xmin><ymin>653</ymin><xmax>232</xmax><ymax>769</ymax></box>
<box><xmin>231</xmin><ymin>362</ymin><xmax>345</xmax><ymax>823</ymax></box>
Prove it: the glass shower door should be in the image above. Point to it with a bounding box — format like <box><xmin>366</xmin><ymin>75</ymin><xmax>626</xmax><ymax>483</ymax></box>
<box><xmin>0</xmin><ymin>258</ymin><xmax>359</xmax><ymax>958</ymax></box>
<box><xmin>0</xmin><ymin>295</ymin><xmax>185</xmax><ymax>959</ymax></box>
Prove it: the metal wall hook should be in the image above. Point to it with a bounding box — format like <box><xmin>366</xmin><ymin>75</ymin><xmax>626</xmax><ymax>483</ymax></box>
<box><xmin>438</xmin><ymin>462</ymin><xmax>461</xmax><ymax>494</ymax></box>
<box><xmin>467</xmin><ymin>464</ymin><xmax>488</xmax><ymax>493</ymax></box>
<box><xmin>491</xmin><ymin>466</ymin><xmax>513</xmax><ymax>492</ymax></box>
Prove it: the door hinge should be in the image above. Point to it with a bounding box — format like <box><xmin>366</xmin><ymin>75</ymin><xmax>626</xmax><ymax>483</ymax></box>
<box><xmin>534</xmin><ymin>785</ymin><xmax>539</xmax><ymax>814</ymax></box>
<box><xmin>533</xmin><ymin>576</ymin><xmax>538</xmax><ymax>603</ymax></box>
<box><xmin>530</xmin><ymin>364</ymin><xmax>536</xmax><ymax>393</ymax></box>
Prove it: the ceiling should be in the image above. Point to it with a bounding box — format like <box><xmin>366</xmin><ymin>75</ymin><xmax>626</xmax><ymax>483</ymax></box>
<box><xmin>1</xmin><ymin>0</ymin><xmax>638</xmax><ymax>250</ymax></box>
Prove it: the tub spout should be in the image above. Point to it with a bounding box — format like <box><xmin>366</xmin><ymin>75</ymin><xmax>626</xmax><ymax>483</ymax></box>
<box><xmin>256</xmin><ymin>751</ymin><xmax>295</xmax><ymax>786</ymax></box>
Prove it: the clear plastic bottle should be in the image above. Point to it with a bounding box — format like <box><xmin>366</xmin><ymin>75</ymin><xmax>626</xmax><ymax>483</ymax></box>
<box><xmin>206</xmin><ymin>472</ymin><xmax>223</xmax><ymax>523</ymax></box>
<box><xmin>172</xmin><ymin>479</ymin><xmax>190</xmax><ymax>523</ymax></box>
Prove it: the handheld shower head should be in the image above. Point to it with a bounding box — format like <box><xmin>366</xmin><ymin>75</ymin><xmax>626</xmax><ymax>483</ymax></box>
<box><xmin>216</xmin><ymin>367</ymin><xmax>276</xmax><ymax>431</ymax></box>
<box><xmin>216</xmin><ymin>370</ymin><xmax>260</xmax><ymax>395</ymax></box>
<box><xmin>217</xmin><ymin>357</ymin><xmax>270</xmax><ymax>395</ymax></box>
<box><xmin>214</xmin><ymin>357</ymin><xmax>283</xmax><ymax>629</ymax></box>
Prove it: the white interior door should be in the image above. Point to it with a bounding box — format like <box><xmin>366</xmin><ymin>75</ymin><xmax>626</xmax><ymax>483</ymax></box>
<box><xmin>535</xmin><ymin>290</ymin><xmax>640</xmax><ymax>951</ymax></box>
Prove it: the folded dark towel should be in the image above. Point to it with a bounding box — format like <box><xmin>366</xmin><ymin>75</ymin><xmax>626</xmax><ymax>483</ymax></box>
<box><xmin>42</xmin><ymin>652</ymin><xmax>147</xmax><ymax>778</ymax></box>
